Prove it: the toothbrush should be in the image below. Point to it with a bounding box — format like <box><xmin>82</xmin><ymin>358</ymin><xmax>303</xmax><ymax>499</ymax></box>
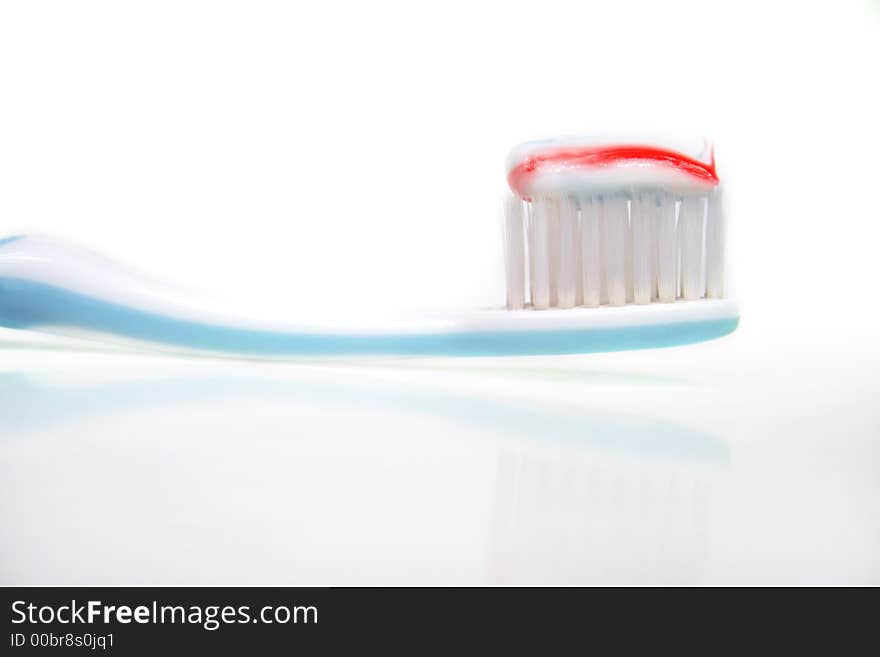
<box><xmin>0</xmin><ymin>137</ymin><xmax>738</xmax><ymax>357</ymax></box>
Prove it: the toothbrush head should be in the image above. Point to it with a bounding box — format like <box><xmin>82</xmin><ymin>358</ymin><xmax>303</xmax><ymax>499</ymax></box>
<box><xmin>503</xmin><ymin>136</ymin><xmax>726</xmax><ymax>311</ymax></box>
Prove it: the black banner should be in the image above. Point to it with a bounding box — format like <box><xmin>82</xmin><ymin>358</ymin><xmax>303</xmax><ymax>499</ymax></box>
<box><xmin>0</xmin><ymin>586</ymin><xmax>863</xmax><ymax>653</ymax></box>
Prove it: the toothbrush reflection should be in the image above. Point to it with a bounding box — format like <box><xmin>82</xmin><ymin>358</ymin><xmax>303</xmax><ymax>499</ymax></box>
<box><xmin>0</xmin><ymin>367</ymin><xmax>727</xmax><ymax>585</ymax></box>
<box><xmin>490</xmin><ymin>450</ymin><xmax>712</xmax><ymax>585</ymax></box>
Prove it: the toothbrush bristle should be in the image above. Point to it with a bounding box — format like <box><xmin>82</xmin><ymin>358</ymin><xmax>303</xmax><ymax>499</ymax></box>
<box><xmin>503</xmin><ymin>138</ymin><xmax>725</xmax><ymax>311</ymax></box>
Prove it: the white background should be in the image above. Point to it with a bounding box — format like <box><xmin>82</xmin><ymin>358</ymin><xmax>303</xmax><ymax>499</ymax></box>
<box><xmin>1</xmin><ymin>1</ymin><xmax>878</xmax><ymax>584</ymax></box>
<box><xmin>2</xmin><ymin>0</ymin><xmax>878</xmax><ymax>333</ymax></box>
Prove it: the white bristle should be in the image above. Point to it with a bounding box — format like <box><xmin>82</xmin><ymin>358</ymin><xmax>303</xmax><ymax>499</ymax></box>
<box><xmin>556</xmin><ymin>198</ymin><xmax>578</xmax><ymax>309</ymax></box>
<box><xmin>529</xmin><ymin>198</ymin><xmax>552</xmax><ymax>309</ymax></box>
<box><xmin>705</xmin><ymin>189</ymin><xmax>724</xmax><ymax>299</ymax></box>
<box><xmin>527</xmin><ymin>201</ymin><xmax>536</xmax><ymax>308</ymax></box>
<box><xmin>625</xmin><ymin>198</ymin><xmax>634</xmax><ymax>304</ymax></box>
<box><xmin>580</xmin><ymin>198</ymin><xmax>601</xmax><ymax>308</ymax></box>
<box><xmin>630</xmin><ymin>194</ymin><xmax>653</xmax><ymax>305</ymax></box>
<box><xmin>503</xmin><ymin>188</ymin><xmax>725</xmax><ymax>310</ymax></box>
<box><xmin>655</xmin><ymin>192</ymin><xmax>677</xmax><ymax>302</ymax></box>
<box><xmin>601</xmin><ymin>196</ymin><xmax>628</xmax><ymax>306</ymax></box>
<box><xmin>503</xmin><ymin>195</ymin><xmax>525</xmax><ymax>310</ymax></box>
<box><xmin>546</xmin><ymin>198</ymin><xmax>560</xmax><ymax>307</ymax></box>
<box><xmin>574</xmin><ymin>211</ymin><xmax>584</xmax><ymax>307</ymax></box>
<box><xmin>679</xmin><ymin>195</ymin><xmax>706</xmax><ymax>300</ymax></box>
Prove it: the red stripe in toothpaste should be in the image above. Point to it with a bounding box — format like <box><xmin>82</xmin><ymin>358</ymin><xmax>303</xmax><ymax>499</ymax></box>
<box><xmin>507</xmin><ymin>144</ymin><xmax>719</xmax><ymax>199</ymax></box>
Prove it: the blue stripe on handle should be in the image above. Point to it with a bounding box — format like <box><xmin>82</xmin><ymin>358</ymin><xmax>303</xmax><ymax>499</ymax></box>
<box><xmin>0</xmin><ymin>277</ymin><xmax>738</xmax><ymax>357</ymax></box>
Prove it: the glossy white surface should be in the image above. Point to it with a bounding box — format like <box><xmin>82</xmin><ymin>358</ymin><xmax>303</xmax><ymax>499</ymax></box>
<box><xmin>1</xmin><ymin>325</ymin><xmax>877</xmax><ymax>585</ymax></box>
